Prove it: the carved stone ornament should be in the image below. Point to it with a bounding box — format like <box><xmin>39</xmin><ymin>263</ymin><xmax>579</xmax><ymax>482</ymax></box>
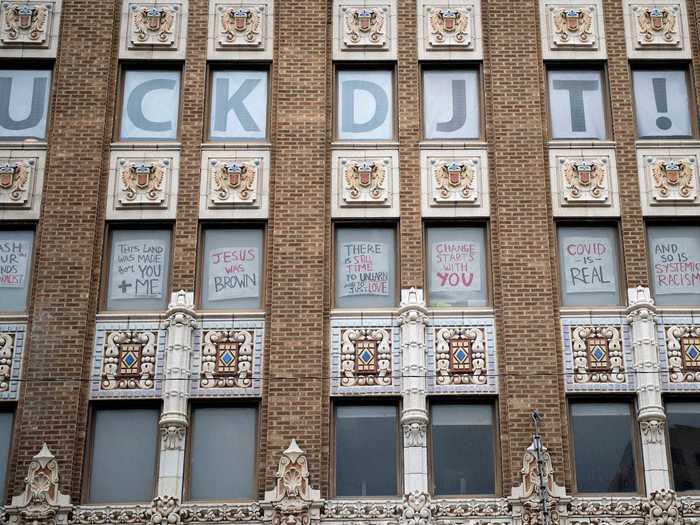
<box><xmin>340</xmin><ymin>328</ymin><xmax>392</xmax><ymax>386</ymax></box>
<box><xmin>130</xmin><ymin>5</ymin><xmax>177</xmax><ymax>47</ymax></box>
<box><xmin>571</xmin><ymin>325</ymin><xmax>625</xmax><ymax>384</ymax></box>
<box><xmin>209</xmin><ymin>159</ymin><xmax>259</xmax><ymax>207</ymax></box>
<box><xmin>342</xmin><ymin>6</ymin><xmax>387</xmax><ymax>48</ymax></box>
<box><xmin>0</xmin><ymin>2</ymin><xmax>51</xmax><ymax>46</ymax></box>
<box><xmin>200</xmin><ymin>330</ymin><xmax>253</xmax><ymax>389</ymax></box>
<box><xmin>634</xmin><ymin>5</ymin><xmax>680</xmax><ymax>47</ymax></box>
<box><xmin>6</xmin><ymin>444</ymin><xmax>71</xmax><ymax>525</ymax></box>
<box><xmin>147</xmin><ymin>496</ymin><xmax>189</xmax><ymax>525</ymax></box>
<box><xmin>118</xmin><ymin>160</ymin><xmax>168</xmax><ymax>207</ymax></box>
<box><xmin>217</xmin><ymin>5</ymin><xmax>263</xmax><ymax>48</ymax></box>
<box><xmin>342</xmin><ymin>159</ymin><xmax>388</xmax><ymax>204</ymax></box>
<box><xmin>427</xmin><ymin>6</ymin><xmax>471</xmax><ymax>48</ymax></box>
<box><xmin>666</xmin><ymin>325</ymin><xmax>700</xmax><ymax>383</ymax></box>
<box><xmin>432</xmin><ymin>159</ymin><xmax>478</xmax><ymax>204</ymax></box>
<box><xmin>0</xmin><ymin>160</ymin><xmax>32</xmax><ymax>207</ymax></box>
<box><xmin>435</xmin><ymin>327</ymin><xmax>486</xmax><ymax>386</ymax></box>
<box><xmin>551</xmin><ymin>7</ymin><xmax>595</xmax><ymax>47</ymax></box>
<box><xmin>640</xmin><ymin>419</ymin><xmax>665</xmax><ymax>445</ymax></box>
<box><xmin>101</xmin><ymin>330</ymin><xmax>157</xmax><ymax>391</ymax></box>
<box><xmin>401</xmin><ymin>491</ymin><xmax>433</xmax><ymax>525</ymax></box>
<box><xmin>160</xmin><ymin>424</ymin><xmax>186</xmax><ymax>451</ymax></box>
<box><xmin>402</xmin><ymin>421</ymin><xmax>427</xmax><ymax>447</ymax></box>
<box><xmin>0</xmin><ymin>333</ymin><xmax>14</xmax><ymax>392</ymax></box>
<box><xmin>561</xmin><ymin>158</ymin><xmax>609</xmax><ymax>204</ymax></box>
<box><xmin>642</xmin><ymin>489</ymin><xmax>683</xmax><ymax>525</ymax></box>
<box><xmin>648</xmin><ymin>158</ymin><xmax>697</xmax><ymax>203</ymax></box>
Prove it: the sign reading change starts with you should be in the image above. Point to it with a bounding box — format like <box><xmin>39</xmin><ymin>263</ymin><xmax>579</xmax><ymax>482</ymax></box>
<box><xmin>430</xmin><ymin>241</ymin><xmax>482</xmax><ymax>292</ymax></box>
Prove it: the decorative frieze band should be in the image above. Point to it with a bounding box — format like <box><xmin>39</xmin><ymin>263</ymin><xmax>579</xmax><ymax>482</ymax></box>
<box><xmin>659</xmin><ymin>316</ymin><xmax>700</xmax><ymax>391</ymax></box>
<box><xmin>0</xmin><ymin>323</ymin><xmax>25</xmax><ymax>400</ymax></box>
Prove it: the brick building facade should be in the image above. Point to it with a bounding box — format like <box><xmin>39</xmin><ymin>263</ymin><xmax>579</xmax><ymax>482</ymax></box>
<box><xmin>0</xmin><ymin>1</ymin><xmax>699</xmax><ymax>525</ymax></box>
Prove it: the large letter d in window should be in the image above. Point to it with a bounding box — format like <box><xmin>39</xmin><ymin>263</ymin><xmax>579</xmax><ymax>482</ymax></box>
<box><xmin>338</xmin><ymin>70</ymin><xmax>393</xmax><ymax>141</ymax></box>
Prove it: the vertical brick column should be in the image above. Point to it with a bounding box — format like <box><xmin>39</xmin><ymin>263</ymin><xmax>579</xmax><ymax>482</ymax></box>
<box><xmin>264</xmin><ymin>0</ymin><xmax>329</xmax><ymax>495</ymax></box>
<box><xmin>486</xmin><ymin>0</ymin><xmax>567</xmax><ymax>491</ymax></box>
<box><xmin>9</xmin><ymin>1</ymin><xmax>119</xmax><ymax>500</ymax></box>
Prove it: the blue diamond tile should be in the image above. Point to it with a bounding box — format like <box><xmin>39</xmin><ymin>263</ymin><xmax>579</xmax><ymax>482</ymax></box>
<box><xmin>455</xmin><ymin>349</ymin><xmax>468</xmax><ymax>362</ymax></box>
<box><xmin>687</xmin><ymin>345</ymin><xmax>699</xmax><ymax>361</ymax></box>
<box><xmin>123</xmin><ymin>352</ymin><xmax>137</xmax><ymax>367</ymax></box>
<box><xmin>360</xmin><ymin>349</ymin><xmax>373</xmax><ymax>364</ymax></box>
<box><xmin>221</xmin><ymin>351</ymin><xmax>235</xmax><ymax>365</ymax></box>
<box><xmin>591</xmin><ymin>346</ymin><xmax>606</xmax><ymax>361</ymax></box>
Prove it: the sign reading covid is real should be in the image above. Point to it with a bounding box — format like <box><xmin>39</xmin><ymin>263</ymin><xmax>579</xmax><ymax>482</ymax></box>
<box><xmin>562</xmin><ymin>236</ymin><xmax>617</xmax><ymax>294</ymax></box>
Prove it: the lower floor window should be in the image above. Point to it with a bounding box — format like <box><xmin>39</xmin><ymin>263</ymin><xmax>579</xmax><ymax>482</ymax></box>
<box><xmin>335</xmin><ymin>404</ymin><xmax>398</xmax><ymax>497</ymax></box>
<box><xmin>88</xmin><ymin>407</ymin><xmax>159</xmax><ymax>503</ymax></box>
<box><xmin>0</xmin><ymin>411</ymin><xmax>12</xmax><ymax>501</ymax></box>
<box><xmin>430</xmin><ymin>403</ymin><xmax>496</xmax><ymax>495</ymax></box>
<box><xmin>666</xmin><ymin>401</ymin><xmax>700</xmax><ymax>491</ymax></box>
<box><xmin>570</xmin><ymin>401</ymin><xmax>638</xmax><ymax>493</ymax></box>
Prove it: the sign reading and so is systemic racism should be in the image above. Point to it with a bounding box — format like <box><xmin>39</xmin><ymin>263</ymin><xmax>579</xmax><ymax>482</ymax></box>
<box><xmin>207</xmin><ymin>247</ymin><xmax>260</xmax><ymax>301</ymax></box>
<box><xmin>651</xmin><ymin>237</ymin><xmax>700</xmax><ymax>295</ymax></box>
<box><xmin>429</xmin><ymin>240</ymin><xmax>482</xmax><ymax>293</ymax></box>
<box><xmin>562</xmin><ymin>236</ymin><xmax>617</xmax><ymax>294</ymax></box>
<box><xmin>340</xmin><ymin>242</ymin><xmax>390</xmax><ymax>297</ymax></box>
<box><xmin>0</xmin><ymin>238</ymin><xmax>31</xmax><ymax>288</ymax></box>
<box><xmin>109</xmin><ymin>239</ymin><xmax>167</xmax><ymax>300</ymax></box>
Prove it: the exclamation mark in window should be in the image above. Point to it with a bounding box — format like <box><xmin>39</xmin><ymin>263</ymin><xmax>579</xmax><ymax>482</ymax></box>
<box><xmin>652</xmin><ymin>77</ymin><xmax>672</xmax><ymax>131</ymax></box>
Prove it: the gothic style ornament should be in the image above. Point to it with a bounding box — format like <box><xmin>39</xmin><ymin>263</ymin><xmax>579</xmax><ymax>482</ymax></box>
<box><xmin>1</xmin><ymin>3</ymin><xmax>48</xmax><ymax>44</ymax></box>
<box><xmin>571</xmin><ymin>325</ymin><xmax>624</xmax><ymax>383</ymax></box>
<box><xmin>638</xmin><ymin>7</ymin><xmax>677</xmax><ymax>43</ymax></box>
<box><xmin>642</xmin><ymin>489</ymin><xmax>683</xmax><ymax>525</ymax></box>
<box><xmin>561</xmin><ymin>159</ymin><xmax>608</xmax><ymax>203</ymax></box>
<box><xmin>430</xmin><ymin>8</ymin><xmax>470</xmax><ymax>44</ymax></box>
<box><xmin>220</xmin><ymin>7</ymin><xmax>261</xmax><ymax>44</ymax></box>
<box><xmin>666</xmin><ymin>325</ymin><xmax>700</xmax><ymax>383</ymax></box>
<box><xmin>650</xmin><ymin>159</ymin><xmax>696</xmax><ymax>202</ymax></box>
<box><xmin>132</xmin><ymin>6</ymin><xmax>175</xmax><ymax>43</ymax></box>
<box><xmin>343</xmin><ymin>7</ymin><xmax>386</xmax><ymax>47</ymax></box>
<box><xmin>640</xmin><ymin>419</ymin><xmax>665</xmax><ymax>444</ymax></box>
<box><xmin>435</xmin><ymin>327</ymin><xmax>486</xmax><ymax>386</ymax></box>
<box><xmin>432</xmin><ymin>160</ymin><xmax>477</xmax><ymax>203</ymax></box>
<box><xmin>147</xmin><ymin>496</ymin><xmax>189</xmax><ymax>525</ymax></box>
<box><xmin>343</xmin><ymin>160</ymin><xmax>387</xmax><ymax>203</ymax></box>
<box><xmin>101</xmin><ymin>330</ymin><xmax>157</xmax><ymax>391</ymax></box>
<box><xmin>0</xmin><ymin>160</ymin><xmax>31</xmax><ymax>205</ymax></box>
<box><xmin>119</xmin><ymin>161</ymin><xmax>166</xmax><ymax>204</ymax></box>
<box><xmin>553</xmin><ymin>8</ymin><xmax>593</xmax><ymax>42</ymax></box>
<box><xmin>0</xmin><ymin>333</ymin><xmax>13</xmax><ymax>392</ymax></box>
<box><xmin>401</xmin><ymin>492</ymin><xmax>433</xmax><ymax>525</ymax></box>
<box><xmin>340</xmin><ymin>328</ymin><xmax>392</xmax><ymax>386</ymax></box>
<box><xmin>200</xmin><ymin>330</ymin><xmax>253</xmax><ymax>389</ymax></box>
<box><xmin>213</xmin><ymin>160</ymin><xmax>257</xmax><ymax>201</ymax></box>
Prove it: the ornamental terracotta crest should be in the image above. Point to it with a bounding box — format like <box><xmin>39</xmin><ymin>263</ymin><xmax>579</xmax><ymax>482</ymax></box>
<box><xmin>340</xmin><ymin>328</ymin><xmax>392</xmax><ymax>387</ymax></box>
<box><xmin>666</xmin><ymin>325</ymin><xmax>700</xmax><ymax>383</ymax></box>
<box><xmin>119</xmin><ymin>160</ymin><xmax>167</xmax><ymax>205</ymax></box>
<box><xmin>0</xmin><ymin>333</ymin><xmax>13</xmax><ymax>392</ymax></box>
<box><xmin>430</xmin><ymin>8</ymin><xmax>470</xmax><ymax>45</ymax></box>
<box><xmin>637</xmin><ymin>7</ymin><xmax>677</xmax><ymax>44</ymax></box>
<box><xmin>553</xmin><ymin>8</ymin><xmax>593</xmax><ymax>42</ymax></box>
<box><xmin>200</xmin><ymin>330</ymin><xmax>254</xmax><ymax>389</ymax></box>
<box><xmin>344</xmin><ymin>7</ymin><xmax>386</xmax><ymax>47</ymax></box>
<box><xmin>220</xmin><ymin>7</ymin><xmax>261</xmax><ymax>44</ymax></box>
<box><xmin>1</xmin><ymin>3</ymin><xmax>48</xmax><ymax>44</ymax></box>
<box><xmin>343</xmin><ymin>160</ymin><xmax>387</xmax><ymax>203</ymax></box>
<box><xmin>101</xmin><ymin>330</ymin><xmax>157</xmax><ymax>391</ymax></box>
<box><xmin>571</xmin><ymin>325</ymin><xmax>625</xmax><ymax>384</ymax></box>
<box><xmin>132</xmin><ymin>5</ymin><xmax>175</xmax><ymax>45</ymax></box>
<box><xmin>432</xmin><ymin>160</ymin><xmax>477</xmax><ymax>203</ymax></box>
<box><xmin>0</xmin><ymin>160</ymin><xmax>30</xmax><ymax>204</ymax></box>
<box><xmin>435</xmin><ymin>327</ymin><xmax>486</xmax><ymax>386</ymax></box>
<box><xmin>562</xmin><ymin>159</ymin><xmax>608</xmax><ymax>203</ymax></box>
<box><xmin>213</xmin><ymin>160</ymin><xmax>257</xmax><ymax>202</ymax></box>
<box><xmin>651</xmin><ymin>159</ymin><xmax>696</xmax><ymax>202</ymax></box>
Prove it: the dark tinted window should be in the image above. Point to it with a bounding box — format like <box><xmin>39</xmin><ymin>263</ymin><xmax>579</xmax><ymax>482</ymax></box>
<box><xmin>667</xmin><ymin>402</ymin><xmax>700</xmax><ymax>491</ymax></box>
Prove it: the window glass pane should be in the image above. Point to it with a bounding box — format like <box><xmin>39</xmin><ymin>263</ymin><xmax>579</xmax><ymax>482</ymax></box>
<box><xmin>209</xmin><ymin>70</ymin><xmax>268</xmax><ymax>140</ymax></box>
<box><xmin>427</xmin><ymin>227</ymin><xmax>487</xmax><ymax>307</ymax></box>
<box><xmin>337</xmin><ymin>70</ymin><xmax>393</xmax><ymax>141</ymax></box>
<box><xmin>558</xmin><ymin>226</ymin><xmax>621</xmax><ymax>306</ymax></box>
<box><xmin>107</xmin><ymin>229</ymin><xmax>171</xmax><ymax>311</ymax></box>
<box><xmin>667</xmin><ymin>402</ymin><xmax>700</xmax><ymax>491</ymax></box>
<box><xmin>0</xmin><ymin>412</ymin><xmax>13</xmax><ymax>501</ymax></box>
<box><xmin>423</xmin><ymin>69</ymin><xmax>480</xmax><ymax>140</ymax></box>
<box><xmin>190</xmin><ymin>407</ymin><xmax>257</xmax><ymax>500</ymax></box>
<box><xmin>0</xmin><ymin>230</ymin><xmax>34</xmax><ymax>313</ymax></box>
<box><xmin>120</xmin><ymin>70</ymin><xmax>181</xmax><ymax>141</ymax></box>
<box><xmin>335</xmin><ymin>405</ymin><xmax>397</xmax><ymax>497</ymax></box>
<box><xmin>431</xmin><ymin>404</ymin><xmax>495</xmax><ymax>495</ymax></box>
<box><xmin>201</xmin><ymin>229</ymin><xmax>264</xmax><ymax>310</ymax></box>
<box><xmin>89</xmin><ymin>408</ymin><xmax>159</xmax><ymax>503</ymax></box>
<box><xmin>0</xmin><ymin>69</ymin><xmax>51</xmax><ymax>140</ymax></box>
<box><xmin>549</xmin><ymin>70</ymin><xmax>606</xmax><ymax>140</ymax></box>
<box><xmin>571</xmin><ymin>402</ymin><xmax>637</xmax><ymax>493</ymax></box>
<box><xmin>335</xmin><ymin>227</ymin><xmax>396</xmax><ymax>308</ymax></box>
<box><xmin>633</xmin><ymin>69</ymin><xmax>692</xmax><ymax>138</ymax></box>
<box><xmin>648</xmin><ymin>225</ymin><xmax>700</xmax><ymax>306</ymax></box>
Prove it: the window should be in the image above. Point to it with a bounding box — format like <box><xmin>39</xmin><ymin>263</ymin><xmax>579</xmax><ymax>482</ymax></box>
<box><xmin>0</xmin><ymin>412</ymin><xmax>13</xmax><ymax>502</ymax></box>
<box><xmin>335</xmin><ymin>226</ymin><xmax>397</xmax><ymax>308</ymax></box>
<box><xmin>647</xmin><ymin>225</ymin><xmax>700</xmax><ymax>306</ymax></box>
<box><xmin>426</xmin><ymin>226</ymin><xmax>488</xmax><ymax>307</ymax></box>
<box><xmin>119</xmin><ymin>69</ymin><xmax>181</xmax><ymax>141</ymax></box>
<box><xmin>423</xmin><ymin>69</ymin><xmax>480</xmax><ymax>140</ymax></box>
<box><xmin>189</xmin><ymin>406</ymin><xmax>257</xmax><ymax>500</ymax></box>
<box><xmin>667</xmin><ymin>401</ymin><xmax>700</xmax><ymax>492</ymax></box>
<box><xmin>632</xmin><ymin>67</ymin><xmax>693</xmax><ymax>139</ymax></box>
<box><xmin>0</xmin><ymin>69</ymin><xmax>52</xmax><ymax>140</ymax></box>
<box><xmin>209</xmin><ymin>69</ymin><xmax>268</xmax><ymax>141</ymax></box>
<box><xmin>548</xmin><ymin>68</ymin><xmax>608</xmax><ymax>140</ymax></box>
<box><xmin>106</xmin><ymin>229</ymin><xmax>171</xmax><ymax>311</ymax></box>
<box><xmin>558</xmin><ymin>226</ymin><xmax>622</xmax><ymax>307</ymax></box>
<box><xmin>337</xmin><ymin>69</ymin><xmax>394</xmax><ymax>141</ymax></box>
<box><xmin>0</xmin><ymin>230</ymin><xmax>34</xmax><ymax>313</ymax></box>
<box><xmin>570</xmin><ymin>402</ymin><xmax>639</xmax><ymax>493</ymax></box>
<box><xmin>430</xmin><ymin>403</ymin><xmax>495</xmax><ymax>495</ymax></box>
<box><xmin>335</xmin><ymin>404</ymin><xmax>398</xmax><ymax>497</ymax></box>
<box><xmin>88</xmin><ymin>407</ymin><xmax>159</xmax><ymax>503</ymax></box>
<box><xmin>200</xmin><ymin>228</ymin><xmax>264</xmax><ymax>310</ymax></box>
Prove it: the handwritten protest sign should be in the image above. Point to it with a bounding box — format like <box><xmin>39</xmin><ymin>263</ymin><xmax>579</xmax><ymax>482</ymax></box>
<box><xmin>430</xmin><ymin>241</ymin><xmax>482</xmax><ymax>293</ymax></box>
<box><xmin>339</xmin><ymin>242</ymin><xmax>390</xmax><ymax>297</ymax></box>
<box><xmin>109</xmin><ymin>239</ymin><xmax>167</xmax><ymax>300</ymax></box>
<box><xmin>562</xmin><ymin>236</ymin><xmax>617</xmax><ymax>294</ymax></box>
<box><xmin>651</xmin><ymin>237</ymin><xmax>700</xmax><ymax>295</ymax></box>
<box><xmin>207</xmin><ymin>247</ymin><xmax>260</xmax><ymax>301</ymax></box>
<box><xmin>0</xmin><ymin>238</ymin><xmax>31</xmax><ymax>288</ymax></box>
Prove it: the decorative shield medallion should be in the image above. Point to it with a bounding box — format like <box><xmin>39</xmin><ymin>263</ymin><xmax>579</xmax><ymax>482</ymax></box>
<box><xmin>357</xmin><ymin>9</ymin><xmax>373</xmax><ymax>31</ymax></box>
<box><xmin>441</xmin><ymin>9</ymin><xmax>458</xmax><ymax>31</ymax></box>
<box><xmin>447</xmin><ymin>161</ymin><xmax>464</xmax><ymax>186</ymax></box>
<box><xmin>17</xmin><ymin>5</ymin><xmax>33</xmax><ymax>29</ymax></box>
<box><xmin>638</xmin><ymin>7</ymin><xmax>677</xmax><ymax>43</ymax></box>
<box><xmin>344</xmin><ymin>7</ymin><xmax>385</xmax><ymax>46</ymax></box>
<box><xmin>146</xmin><ymin>7</ymin><xmax>162</xmax><ymax>30</ymax></box>
<box><xmin>132</xmin><ymin>5</ymin><xmax>175</xmax><ymax>43</ymax></box>
<box><xmin>0</xmin><ymin>163</ymin><xmax>17</xmax><ymax>189</ymax></box>
<box><xmin>120</xmin><ymin>160</ymin><xmax>166</xmax><ymax>202</ymax></box>
<box><xmin>565</xmin><ymin>8</ymin><xmax>581</xmax><ymax>31</ymax></box>
<box><xmin>3</xmin><ymin>3</ymin><xmax>48</xmax><ymax>42</ymax></box>
<box><xmin>649</xmin><ymin>8</ymin><xmax>665</xmax><ymax>30</ymax></box>
<box><xmin>433</xmin><ymin>160</ymin><xmax>476</xmax><ymax>201</ymax></box>
<box><xmin>562</xmin><ymin>159</ymin><xmax>607</xmax><ymax>202</ymax></box>
<box><xmin>0</xmin><ymin>161</ymin><xmax>30</xmax><ymax>201</ymax></box>
<box><xmin>662</xmin><ymin>160</ymin><xmax>680</xmax><ymax>185</ymax></box>
<box><xmin>212</xmin><ymin>160</ymin><xmax>257</xmax><ymax>202</ymax></box>
<box><xmin>574</xmin><ymin>161</ymin><xmax>592</xmax><ymax>185</ymax></box>
<box><xmin>357</xmin><ymin>161</ymin><xmax>373</xmax><ymax>187</ymax></box>
<box><xmin>651</xmin><ymin>159</ymin><xmax>695</xmax><ymax>200</ymax></box>
<box><xmin>225</xmin><ymin>162</ymin><xmax>243</xmax><ymax>188</ymax></box>
<box><xmin>134</xmin><ymin>163</ymin><xmax>153</xmax><ymax>188</ymax></box>
<box><xmin>343</xmin><ymin>159</ymin><xmax>387</xmax><ymax>202</ymax></box>
<box><xmin>233</xmin><ymin>8</ymin><xmax>250</xmax><ymax>31</ymax></box>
